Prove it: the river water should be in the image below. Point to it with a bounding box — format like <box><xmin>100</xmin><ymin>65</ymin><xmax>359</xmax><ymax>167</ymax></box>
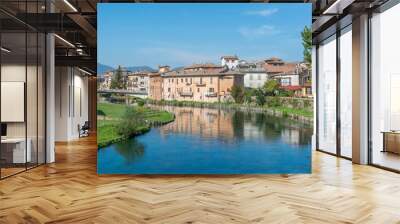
<box><xmin>98</xmin><ymin>106</ymin><xmax>312</xmax><ymax>174</ymax></box>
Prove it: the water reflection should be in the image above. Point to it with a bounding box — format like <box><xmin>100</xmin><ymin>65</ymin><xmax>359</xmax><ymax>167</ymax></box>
<box><xmin>98</xmin><ymin>105</ymin><xmax>313</xmax><ymax>174</ymax></box>
<box><xmin>155</xmin><ymin>106</ymin><xmax>311</xmax><ymax>146</ymax></box>
<box><xmin>111</xmin><ymin>139</ymin><xmax>145</xmax><ymax>163</ymax></box>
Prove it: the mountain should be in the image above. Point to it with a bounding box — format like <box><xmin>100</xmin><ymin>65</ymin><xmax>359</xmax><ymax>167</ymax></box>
<box><xmin>172</xmin><ymin>66</ymin><xmax>185</xmax><ymax>71</ymax></box>
<box><xmin>97</xmin><ymin>63</ymin><xmax>114</xmax><ymax>76</ymax></box>
<box><xmin>126</xmin><ymin>66</ymin><xmax>156</xmax><ymax>72</ymax></box>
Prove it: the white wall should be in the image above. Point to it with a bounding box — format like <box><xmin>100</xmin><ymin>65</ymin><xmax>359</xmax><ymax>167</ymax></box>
<box><xmin>55</xmin><ymin>67</ymin><xmax>89</xmax><ymax>141</ymax></box>
<box><xmin>244</xmin><ymin>73</ymin><xmax>268</xmax><ymax>88</ymax></box>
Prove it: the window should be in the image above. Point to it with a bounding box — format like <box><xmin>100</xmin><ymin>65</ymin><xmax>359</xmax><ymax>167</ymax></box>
<box><xmin>370</xmin><ymin>4</ymin><xmax>400</xmax><ymax>171</ymax></box>
<box><xmin>339</xmin><ymin>25</ymin><xmax>352</xmax><ymax>158</ymax></box>
<box><xmin>258</xmin><ymin>74</ymin><xmax>261</xmax><ymax>80</ymax></box>
<box><xmin>197</xmin><ymin>88</ymin><xmax>200</xmax><ymax>92</ymax></box>
<box><xmin>210</xmin><ymin>77</ymin><xmax>213</xmax><ymax>84</ymax></box>
<box><xmin>281</xmin><ymin>78</ymin><xmax>291</xmax><ymax>86</ymax></box>
<box><xmin>168</xmin><ymin>88</ymin><xmax>171</xmax><ymax>92</ymax></box>
<box><xmin>209</xmin><ymin>88</ymin><xmax>214</xmax><ymax>92</ymax></box>
<box><xmin>317</xmin><ymin>34</ymin><xmax>337</xmax><ymax>154</ymax></box>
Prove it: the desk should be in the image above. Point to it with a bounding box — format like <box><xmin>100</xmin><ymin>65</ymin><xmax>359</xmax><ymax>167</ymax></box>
<box><xmin>1</xmin><ymin>138</ymin><xmax>31</xmax><ymax>163</ymax></box>
<box><xmin>382</xmin><ymin>131</ymin><xmax>400</xmax><ymax>154</ymax></box>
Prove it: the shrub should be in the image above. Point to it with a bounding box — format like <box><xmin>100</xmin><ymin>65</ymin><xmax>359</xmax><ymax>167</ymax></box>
<box><xmin>231</xmin><ymin>85</ymin><xmax>245</xmax><ymax>104</ymax></box>
<box><xmin>117</xmin><ymin>107</ymin><xmax>147</xmax><ymax>138</ymax></box>
<box><xmin>254</xmin><ymin>89</ymin><xmax>266</xmax><ymax>106</ymax></box>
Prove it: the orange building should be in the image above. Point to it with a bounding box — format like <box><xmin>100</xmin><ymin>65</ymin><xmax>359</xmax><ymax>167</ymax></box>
<box><xmin>161</xmin><ymin>64</ymin><xmax>244</xmax><ymax>102</ymax></box>
<box><xmin>148</xmin><ymin>72</ymin><xmax>163</xmax><ymax>100</ymax></box>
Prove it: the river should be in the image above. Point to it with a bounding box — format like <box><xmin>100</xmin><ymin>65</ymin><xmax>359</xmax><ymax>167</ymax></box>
<box><xmin>98</xmin><ymin>105</ymin><xmax>312</xmax><ymax>174</ymax></box>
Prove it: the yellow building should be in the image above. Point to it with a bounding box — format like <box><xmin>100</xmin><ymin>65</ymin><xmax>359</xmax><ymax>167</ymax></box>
<box><xmin>161</xmin><ymin>64</ymin><xmax>244</xmax><ymax>102</ymax></box>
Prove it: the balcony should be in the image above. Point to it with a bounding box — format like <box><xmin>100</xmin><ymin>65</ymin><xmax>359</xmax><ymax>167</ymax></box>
<box><xmin>179</xmin><ymin>91</ymin><xmax>193</xmax><ymax>97</ymax></box>
<box><xmin>205</xmin><ymin>92</ymin><xmax>217</xmax><ymax>97</ymax></box>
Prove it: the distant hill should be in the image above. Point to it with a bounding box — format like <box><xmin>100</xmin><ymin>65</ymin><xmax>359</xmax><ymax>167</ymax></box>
<box><xmin>126</xmin><ymin>66</ymin><xmax>156</xmax><ymax>72</ymax></box>
<box><xmin>172</xmin><ymin>66</ymin><xmax>184</xmax><ymax>71</ymax></box>
<box><xmin>97</xmin><ymin>64</ymin><xmax>157</xmax><ymax>76</ymax></box>
<box><xmin>97</xmin><ymin>63</ymin><xmax>114</xmax><ymax>76</ymax></box>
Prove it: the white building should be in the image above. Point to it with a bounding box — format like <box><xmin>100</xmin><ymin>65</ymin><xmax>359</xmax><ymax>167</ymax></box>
<box><xmin>127</xmin><ymin>72</ymin><xmax>150</xmax><ymax>93</ymax></box>
<box><xmin>238</xmin><ymin>61</ymin><xmax>268</xmax><ymax>88</ymax></box>
<box><xmin>221</xmin><ymin>55</ymin><xmax>239</xmax><ymax>70</ymax></box>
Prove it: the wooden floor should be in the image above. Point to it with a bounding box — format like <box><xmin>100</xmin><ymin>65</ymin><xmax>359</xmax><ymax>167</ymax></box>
<box><xmin>1</xmin><ymin>135</ymin><xmax>400</xmax><ymax>224</ymax></box>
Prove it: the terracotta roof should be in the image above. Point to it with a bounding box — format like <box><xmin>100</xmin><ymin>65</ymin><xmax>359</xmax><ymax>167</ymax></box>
<box><xmin>184</xmin><ymin>63</ymin><xmax>223</xmax><ymax>70</ymax></box>
<box><xmin>161</xmin><ymin>68</ymin><xmax>243</xmax><ymax>77</ymax></box>
<box><xmin>264</xmin><ymin>57</ymin><xmax>283</xmax><ymax>63</ymax></box>
<box><xmin>264</xmin><ymin>62</ymin><xmax>297</xmax><ymax>75</ymax></box>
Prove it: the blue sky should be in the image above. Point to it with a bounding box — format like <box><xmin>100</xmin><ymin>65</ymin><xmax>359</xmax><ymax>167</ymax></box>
<box><xmin>98</xmin><ymin>3</ymin><xmax>311</xmax><ymax>69</ymax></box>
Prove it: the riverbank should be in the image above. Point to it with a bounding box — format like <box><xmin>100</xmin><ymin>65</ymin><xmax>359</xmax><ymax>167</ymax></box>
<box><xmin>98</xmin><ymin>103</ymin><xmax>175</xmax><ymax>148</ymax></box>
<box><xmin>146</xmin><ymin>99</ymin><xmax>313</xmax><ymax>124</ymax></box>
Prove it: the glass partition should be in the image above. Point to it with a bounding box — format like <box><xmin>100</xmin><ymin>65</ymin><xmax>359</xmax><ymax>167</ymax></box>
<box><xmin>0</xmin><ymin>2</ymin><xmax>46</xmax><ymax>179</ymax></box>
<box><xmin>339</xmin><ymin>25</ymin><xmax>352</xmax><ymax>158</ymax></box>
<box><xmin>1</xmin><ymin>31</ymin><xmax>28</xmax><ymax>177</ymax></box>
<box><xmin>370</xmin><ymin>3</ymin><xmax>400</xmax><ymax>171</ymax></box>
<box><xmin>317</xmin><ymin>34</ymin><xmax>337</xmax><ymax>154</ymax></box>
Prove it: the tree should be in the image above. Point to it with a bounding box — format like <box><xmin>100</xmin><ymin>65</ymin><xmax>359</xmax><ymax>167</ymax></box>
<box><xmin>254</xmin><ymin>88</ymin><xmax>266</xmax><ymax>106</ymax></box>
<box><xmin>301</xmin><ymin>26</ymin><xmax>312</xmax><ymax>67</ymax></box>
<box><xmin>110</xmin><ymin>65</ymin><xmax>124</xmax><ymax>89</ymax></box>
<box><xmin>263</xmin><ymin>79</ymin><xmax>279</xmax><ymax>96</ymax></box>
<box><xmin>230</xmin><ymin>85</ymin><xmax>245</xmax><ymax>104</ymax></box>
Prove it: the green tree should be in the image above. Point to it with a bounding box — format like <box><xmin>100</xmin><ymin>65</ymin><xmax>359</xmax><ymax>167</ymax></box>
<box><xmin>117</xmin><ymin>107</ymin><xmax>146</xmax><ymax>138</ymax></box>
<box><xmin>301</xmin><ymin>26</ymin><xmax>312</xmax><ymax>67</ymax></box>
<box><xmin>254</xmin><ymin>88</ymin><xmax>266</xmax><ymax>106</ymax></box>
<box><xmin>263</xmin><ymin>79</ymin><xmax>279</xmax><ymax>96</ymax></box>
<box><xmin>110</xmin><ymin>65</ymin><xmax>124</xmax><ymax>89</ymax></box>
<box><xmin>230</xmin><ymin>85</ymin><xmax>245</xmax><ymax>104</ymax></box>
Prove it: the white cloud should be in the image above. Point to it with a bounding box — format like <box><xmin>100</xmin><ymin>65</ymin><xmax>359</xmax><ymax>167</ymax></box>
<box><xmin>244</xmin><ymin>9</ymin><xmax>278</xmax><ymax>17</ymax></box>
<box><xmin>238</xmin><ymin>25</ymin><xmax>280</xmax><ymax>39</ymax></box>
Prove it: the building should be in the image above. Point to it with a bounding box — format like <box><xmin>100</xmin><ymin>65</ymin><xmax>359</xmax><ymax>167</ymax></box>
<box><xmin>221</xmin><ymin>55</ymin><xmax>239</xmax><ymax>70</ymax></box>
<box><xmin>161</xmin><ymin>64</ymin><xmax>244</xmax><ymax>102</ymax></box>
<box><xmin>238</xmin><ymin>60</ymin><xmax>269</xmax><ymax>88</ymax></box>
<box><xmin>126</xmin><ymin>71</ymin><xmax>149</xmax><ymax>93</ymax></box>
<box><xmin>1</xmin><ymin>1</ymin><xmax>400</xmax><ymax>223</ymax></box>
<box><xmin>99</xmin><ymin>71</ymin><xmax>113</xmax><ymax>90</ymax></box>
<box><xmin>148</xmin><ymin>72</ymin><xmax>163</xmax><ymax>100</ymax></box>
<box><xmin>263</xmin><ymin>57</ymin><xmax>312</xmax><ymax>97</ymax></box>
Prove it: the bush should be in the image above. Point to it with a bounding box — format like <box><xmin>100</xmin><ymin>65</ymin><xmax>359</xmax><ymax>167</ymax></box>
<box><xmin>117</xmin><ymin>107</ymin><xmax>147</xmax><ymax>138</ymax></box>
<box><xmin>254</xmin><ymin>89</ymin><xmax>266</xmax><ymax>106</ymax></box>
<box><xmin>231</xmin><ymin>85</ymin><xmax>245</xmax><ymax>104</ymax></box>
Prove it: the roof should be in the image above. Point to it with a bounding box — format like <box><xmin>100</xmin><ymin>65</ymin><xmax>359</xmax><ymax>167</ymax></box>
<box><xmin>264</xmin><ymin>57</ymin><xmax>283</xmax><ymax>62</ymax></box>
<box><xmin>264</xmin><ymin>62</ymin><xmax>298</xmax><ymax>75</ymax></box>
<box><xmin>184</xmin><ymin>63</ymin><xmax>223</xmax><ymax>70</ymax></box>
<box><xmin>127</xmin><ymin>71</ymin><xmax>150</xmax><ymax>77</ymax></box>
<box><xmin>221</xmin><ymin>55</ymin><xmax>239</xmax><ymax>60</ymax></box>
<box><xmin>161</xmin><ymin>68</ymin><xmax>243</xmax><ymax>77</ymax></box>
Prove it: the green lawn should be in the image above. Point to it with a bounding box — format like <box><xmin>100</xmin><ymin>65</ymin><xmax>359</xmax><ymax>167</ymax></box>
<box><xmin>269</xmin><ymin>106</ymin><xmax>313</xmax><ymax>118</ymax></box>
<box><xmin>97</xmin><ymin>103</ymin><xmax>175</xmax><ymax>148</ymax></box>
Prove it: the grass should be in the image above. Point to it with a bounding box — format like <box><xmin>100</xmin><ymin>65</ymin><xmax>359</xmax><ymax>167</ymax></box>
<box><xmin>269</xmin><ymin>106</ymin><xmax>313</xmax><ymax>118</ymax></box>
<box><xmin>97</xmin><ymin>103</ymin><xmax>175</xmax><ymax>148</ymax></box>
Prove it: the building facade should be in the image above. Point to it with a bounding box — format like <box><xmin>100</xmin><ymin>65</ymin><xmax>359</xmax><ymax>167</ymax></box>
<box><xmin>221</xmin><ymin>56</ymin><xmax>239</xmax><ymax>70</ymax></box>
<box><xmin>127</xmin><ymin>72</ymin><xmax>149</xmax><ymax>93</ymax></box>
<box><xmin>238</xmin><ymin>61</ymin><xmax>269</xmax><ymax>88</ymax></box>
<box><xmin>161</xmin><ymin>64</ymin><xmax>244</xmax><ymax>103</ymax></box>
<box><xmin>148</xmin><ymin>72</ymin><xmax>163</xmax><ymax>101</ymax></box>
